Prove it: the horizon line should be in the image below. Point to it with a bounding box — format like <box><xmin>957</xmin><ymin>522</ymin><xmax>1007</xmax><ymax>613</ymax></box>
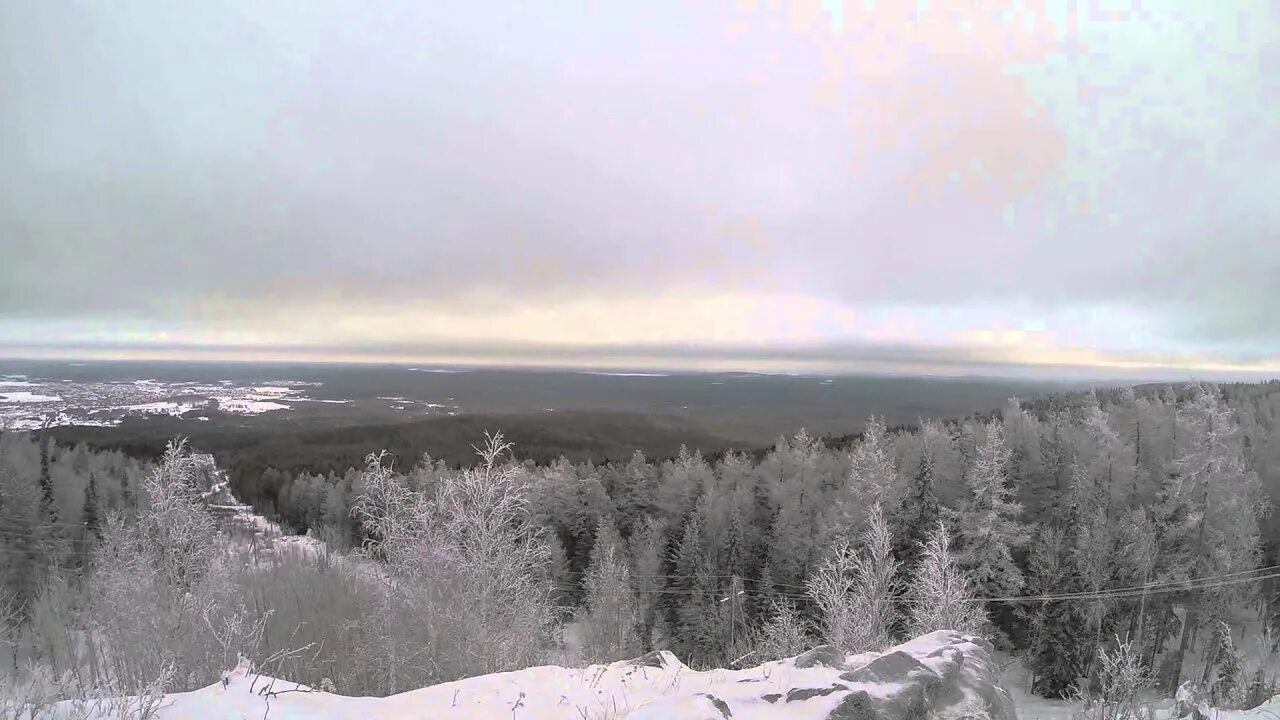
<box><xmin>2</xmin><ymin>343</ymin><xmax>1279</xmax><ymax>385</ymax></box>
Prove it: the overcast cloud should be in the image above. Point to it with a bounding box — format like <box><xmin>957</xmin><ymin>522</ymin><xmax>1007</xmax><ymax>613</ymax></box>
<box><xmin>2</xmin><ymin>1</ymin><xmax>1278</xmax><ymax>376</ymax></box>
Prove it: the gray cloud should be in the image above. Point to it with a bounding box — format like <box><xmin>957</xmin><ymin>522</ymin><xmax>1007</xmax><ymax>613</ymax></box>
<box><xmin>1</xmin><ymin>1</ymin><xmax>1278</xmax><ymax>365</ymax></box>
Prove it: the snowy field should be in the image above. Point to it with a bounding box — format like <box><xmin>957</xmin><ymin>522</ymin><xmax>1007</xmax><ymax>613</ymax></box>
<box><xmin>0</xmin><ymin>375</ymin><xmax>327</xmax><ymax>430</ymax></box>
<box><xmin>0</xmin><ymin>370</ymin><xmax>466</xmax><ymax>430</ymax></box>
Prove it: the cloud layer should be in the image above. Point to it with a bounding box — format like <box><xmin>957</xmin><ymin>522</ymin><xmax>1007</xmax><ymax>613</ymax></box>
<box><xmin>2</xmin><ymin>0</ymin><xmax>1277</xmax><ymax>375</ymax></box>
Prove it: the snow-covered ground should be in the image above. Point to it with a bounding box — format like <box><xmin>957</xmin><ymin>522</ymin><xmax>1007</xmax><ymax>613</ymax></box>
<box><xmin>579</xmin><ymin>372</ymin><xmax>671</xmax><ymax>377</ymax></box>
<box><xmin>997</xmin><ymin>610</ymin><xmax>1280</xmax><ymax>720</ymax></box>
<box><xmin>0</xmin><ymin>376</ymin><xmax>335</xmax><ymax>429</ymax></box>
<box><xmin>0</xmin><ymin>370</ymin><xmax>473</xmax><ymax>429</ymax></box>
<box><xmin>53</xmin><ymin>631</ymin><xmax>1015</xmax><ymax>720</ymax></box>
<box><xmin>0</xmin><ymin>391</ymin><xmax>64</xmax><ymax>403</ymax></box>
<box><xmin>200</xmin><ymin>476</ymin><xmax>334</xmax><ymax>568</ymax></box>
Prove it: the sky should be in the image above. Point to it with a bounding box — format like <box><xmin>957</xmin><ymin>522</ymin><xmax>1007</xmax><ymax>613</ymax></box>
<box><xmin>2</xmin><ymin>0</ymin><xmax>1278</xmax><ymax>379</ymax></box>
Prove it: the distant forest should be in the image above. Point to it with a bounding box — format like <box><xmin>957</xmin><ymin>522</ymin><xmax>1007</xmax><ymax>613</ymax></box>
<box><xmin>2</xmin><ymin>381</ymin><xmax>1278</xmax><ymax>705</ymax></box>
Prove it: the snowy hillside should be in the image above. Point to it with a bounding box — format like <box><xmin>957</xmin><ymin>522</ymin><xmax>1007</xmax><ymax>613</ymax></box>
<box><xmin>56</xmin><ymin>631</ymin><xmax>1013</xmax><ymax>720</ymax></box>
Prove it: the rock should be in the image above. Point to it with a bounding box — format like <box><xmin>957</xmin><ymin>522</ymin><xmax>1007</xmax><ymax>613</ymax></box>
<box><xmin>827</xmin><ymin>689</ymin><xmax>878</xmax><ymax>720</ymax></box>
<box><xmin>839</xmin><ymin>651</ymin><xmax>930</xmax><ymax>685</ymax></box>
<box><xmin>786</xmin><ymin>684</ymin><xmax>849</xmax><ymax>702</ymax></box>
<box><xmin>795</xmin><ymin>645</ymin><xmax>847</xmax><ymax>669</ymax></box>
<box><xmin>623</xmin><ymin>631</ymin><xmax>1015</xmax><ymax>720</ymax></box>
<box><xmin>629</xmin><ymin>650</ymin><xmax>671</xmax><ymax>669</ymax></box>
<box><xmin>699</xmin><ymin>693</ymin><xmax>732</xmax><ymax>718</ymax></box>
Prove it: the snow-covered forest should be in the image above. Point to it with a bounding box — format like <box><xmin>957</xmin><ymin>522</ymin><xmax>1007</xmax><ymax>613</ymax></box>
<box><xmin>2</xmin><ymin>381</ymin><xmax>1278</xmax><ymax>716</ymax></box>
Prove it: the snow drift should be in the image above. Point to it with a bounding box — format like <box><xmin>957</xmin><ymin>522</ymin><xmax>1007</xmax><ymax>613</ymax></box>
<box><xmin>55</xmin><ymin>630</ymin><xmax>1016</xmax><ymax>720</ymax></box>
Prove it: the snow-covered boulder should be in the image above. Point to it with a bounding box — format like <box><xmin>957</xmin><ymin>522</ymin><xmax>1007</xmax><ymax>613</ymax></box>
<box><xmin>58</xmin><ymin>630</ymin><xmax>1015</xmax><ymax>720</ymax></box>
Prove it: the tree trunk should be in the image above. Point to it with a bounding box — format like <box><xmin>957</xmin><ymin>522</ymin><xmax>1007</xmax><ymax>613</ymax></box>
<box><xmin>1151</xmin><ymin>602</ymin><xmax>1171</xmax><ymax>669</ymax></box>
<box><xmin>1170</xmin><ymin>485</ymin><xmax>1212</xmax><ymax>691</ymax></box>
<box><xmin>1169</xmin><ymin>599</ymin><xmax>1199</xmax><ymax>692</ymax></box>
<box><xmin>1200</xmin><ymin>624</ymin><xmax>1221</xmax><ymax>688</ymax></box>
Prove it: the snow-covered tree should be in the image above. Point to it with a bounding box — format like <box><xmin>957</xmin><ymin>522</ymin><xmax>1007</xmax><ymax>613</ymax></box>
<box><xmin>629</xmin><ymin>515</ymin><xmax>667</xmax><ymax>649</ymax></box>
<box><xmin>1073</xmin><ymin>503</ymin><xmax>1118</xmax><ymax>669</ymax></box>
<box><xmin>909</xmin><ymin>520</ymin><xmax>985</xmax><ymax>637</ymax></box>
<box><xmin>82</xmin><ymin>473</ymin><xmax>100</xmax><ymax>541</ymax></box>
<box><xmin>1080</xmin><ymin>391</ymin><xmax>1125</xmax><ymax>512</ymax></box>
<box><xmin>352</xmin><ymin>432</ymin><xmax>558</xmax><ymax>687</ymax></box>
<box><xmin>1164</xmin><ymin>385</ymin><xmax>1264</xmax><ymax>690</ymax></box>
<box><xmin>807</xmin><ymin>539</ymin><xmax>860</xmax><ymax>651</ymax></box>
<box><xmin>808</xmin><ymin>503</ymin><xmax>900</xmax><ymax>652</ymax></box>
<box><xmin>0</xmin><ymin>438</ymin><xmax>44</xmax><ymax>614</ymax></box>
<box><xmin>1204</xmin><ymin>620</ymin><xmax>1244</xmax><ymax>707</ymax></box>
<box><xmin>671</xmin><ymin>503</ymin><xmax>723</xmax><ymax>666</ymax></box>
<box><xmin>957</xmin><ymin>421</ymin><xmax>1028</xmax><ymax>600</ymax></box>
<box><xmin>751</xmin><ymin>598</ymin><xmax>812</xmax><ymax>661</ymax></box>
<box><xmin>1113</xmin><ymin>507</ymin><xmax>1158</xmax><ymax>644</ymax></box>
<box><xmin>767</xmin><ymin>431</ymin><xmax>828</xmax><ymax>588</ymax></box>
<box><xmin>1022</xmin><ymin>525</ymin><xmax>1090</xmax><ymax>697</ymax></box>
<box><xmin>134</xmin><ymin>439</ymin><xmax>220</xmax><ymax>591</ymax></box>
<box><xmin>849</xmin><ymin>416</ymin><xmax>899</xmax><ymax>504</ymax></box>
<box><xmin>855</xmin><ymin>503</ymin><xmax>901</xmax><ymax>650</ymax></box>
<box><xmin>88</xmin><ymin>439</ymin><xmax>260</xmax><ymax>691</ymax></box>
<box><xmin>892</xmin><ymin>437</ymin><xmax>941</xmax><ymax>570</ymax></box>
<box><xmin>581</xmin><ymin>518</ymin><xmax>642</xmax><ymax>662</ymax></box>
<box><xmin>38</xmin><ymin>439</ymin><xmax>57</xmax><ymax>525</ymax></box>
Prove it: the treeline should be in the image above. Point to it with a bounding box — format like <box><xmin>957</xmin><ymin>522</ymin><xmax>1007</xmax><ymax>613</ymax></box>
<box><xmin>1</xmin><ymin>381</ymin><xmax>1277</xmax><ymax>709</ymax></box>
<box><xmin>0</xmin><ymin>436</ymin><xmax>149</xmax><ymax>614</ymax></box>
<box><xmin>45</xmin><ymin>410</ymin><xmax>745</xmax><ymax>515</ymax></box>
<box><xmin>255</xmin><ymin>382</ymin><xmax>1278</xmax><ymax>697</ymax></box>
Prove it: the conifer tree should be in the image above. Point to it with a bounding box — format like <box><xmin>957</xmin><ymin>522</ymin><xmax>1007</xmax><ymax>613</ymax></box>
<box><xmin>629</xmin><ymin>515</ymin><xmax>667</xmax><ymax>649</ymax></box>
<box><xmin>893</xmin><ymin>442</ymin><xmax>940</xmax><ymax>570</ymax></box>
<box><xmin>672</xmin><ymin>506</ymin><xmax>716</xmax><ymax>663</ymax></box>
<box><xmin>750</xmin><ymin>562</ymin><xmax>777</xmax><ymax>622</ymax></box>
<box><xmin>849</xmin><ymin>416</ymin><xmax>899</xmax><ymax>503</ymax></box>
<box><xmin>808</xmin><ymin>503</ymin><xmax>899</xmax><ymax>652</ymax></box>
<box><xmin>78</xmin><ymin>471</ymin><xmax>102</xmax><ymax>568</ymax></box>
<box><xmin>39</xmin><ymin>438</ymin><xmax>57</xmax><ymax>524</ymax></box>
<box><xmin>83</xmin><ymin>473</ymin><xmax>100</xmax><ymax>540</ymax></box>
<box><xmin>121</xmin><ymin>470</ymin><xmax>136</xmax><ymax>514</ymax></box>
<box><xmin>1022</xmin><ymin>525</ymin><xmax>1090</xmax><ymax>697</ymax></box>
<box><xmin>0</xmin><ymin>451</ymin><xmax>42</xmax><ymax>613</ymax></box>
<box><xmin>724</xmin><ymin>500</ymin><xmax>748</xmax><ymax>579</ymax></box>
<box><xmin>1074</xmin><ymin>504</ymin><xmax>1117</xmax><ymax>667</ymax></box>
<box><xmin>856</xmin><ymin>503</ymin><xmax>901</xmax><ymax>651</ymax></box>
<box><xmin>957</xmin><ymin>421</ymin><xmax>1028</xmax><ymax>600</ymax></box>
<box><xmin>1165</xmin><ymin>385</ymin><xmax>1263</xmax><ymax>690</ymax></box>
<box><xmin>752</xmin><ymin>597</ymin><xmax>811</xmax><ymax>661</ymax></box>
<box><xmin>909</xmin><ymin>520</ymin><xmax>985</xmax><ymax>637</ymax></box>
<box><xmin>581</xmin><ymin>518</ymin><xmax>641</xmax><ymax>662</ymax></box>
<box><xmin>1205</xmin><ymin>620</ymin><xmax>1242</xmax><ymax>707</ymax></box>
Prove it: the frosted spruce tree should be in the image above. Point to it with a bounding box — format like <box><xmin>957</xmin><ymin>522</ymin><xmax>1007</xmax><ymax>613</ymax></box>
<box><xmin>752</xmin><ymin>598</ymin><xmax>812</xmax><ymax>661</ymax></box>
<box><xmin>1022</xmin><ymin>525</ymin><xmax>1091</xmax><ymax>697</ymax></box>
<box><xmin>581</xmin><ymin>518</ymin><xmax>642</xmax><ymax>662</ymax></box>
<box><xmin>1164</xmin><ymin>385</ymin><xmax>1263</xmax><ymax>690</ymax></box>
<box><xmin>807</xmin><ymin>503</ymin><xmax>899</xmax><ymax>652</ymax></box>
<box><xmin>909</xmin><ymin>520</ymin><xmax>985</xmax><ymax>636</ymax></box>
<box><xmin>849</xmin><ymin>416</ymin><xmax>899</xmax><ymax>503</ymax></box>
<box><xmin>892</xmin><ymin>427</ymin><xmax>942</xmax><ymax>571</ymax></box>
<box><xmin>957</xmin><ymin>421</ymin><xmax>1028</xmax><ymax>601</ymax></box>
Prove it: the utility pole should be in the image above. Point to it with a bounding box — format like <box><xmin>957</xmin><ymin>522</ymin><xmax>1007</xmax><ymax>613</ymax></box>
<box><xmin>721</xmin><ymin>578</ymin><xmax>745</xmax><ymax>663</ymax></box>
